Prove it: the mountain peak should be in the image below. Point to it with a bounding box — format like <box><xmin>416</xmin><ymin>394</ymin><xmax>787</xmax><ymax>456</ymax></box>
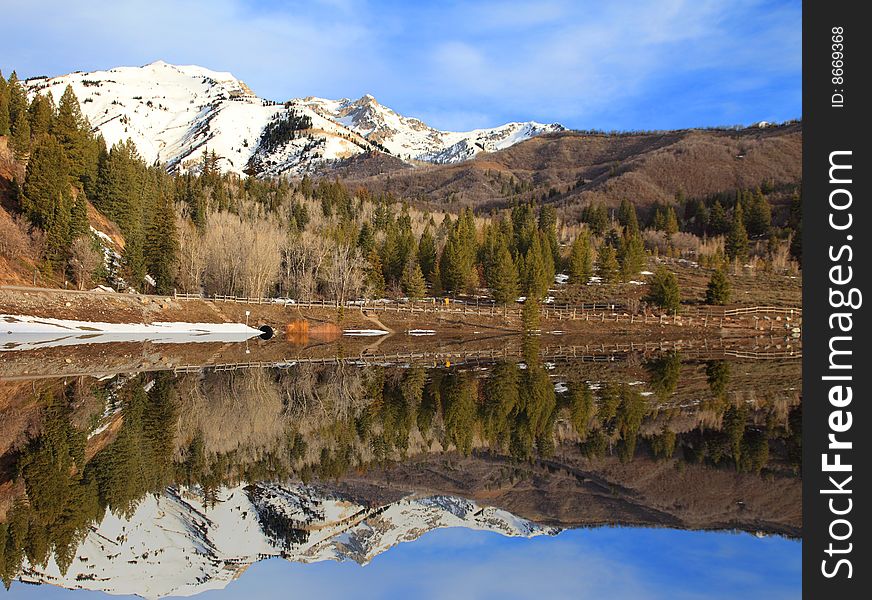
<box><xmin>356</xmin><ymin>93</ymin><xmax>379</xmax><ymax>105</ymax></box>
<box><xmin>25</xmin><ymin>63</ymin><xmax>563</xmax><ymax>176</ymax></box>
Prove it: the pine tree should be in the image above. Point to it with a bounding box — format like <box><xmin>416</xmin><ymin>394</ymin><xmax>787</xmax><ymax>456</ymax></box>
<box><xmin>596</xmin><ymin>244</ymin><xmax>620</xmax><ymax>284</ymax></box>
<box><xmin>123</xmin><ymin>227</ymin><xmax>146</xmax><ymax>289</ymax></box>
<box><xmin>365</xmin><ymin>248</ymin><xmax>386</xmax><ymax>298</ymax></box>
<box><xmin>568</xmin><ymin>230</ymin><xmax>593</xmax><ymax>283</ymax></box>
<box><xmin>581</xmin><ymin>202</ymin><xmax>608</xmax><ymax>235</ymax></box>
<box><xmin>522</xmin><ymin>296</ymin><xmax>540</xmax><ymax>331</ymax></box>
<box><xmin>417</xmin><ymin>225</ymin><xmax>437</xmax><ymax>280</ymax></box>
<box><xmin>22</xmin><ymin>137</ymin><xmax>74</xmax><ymax>267</ymax></box>
<box><xmin>401</xmin><ymin>262</ymin><xmax>427</xmax><ymax>300</ymax></box>
<box><xmin>95</xmin><ymin>139</ymin><xmax>142</xmax><ymax>233</ymax></box>
<box><xmin>0</xmin><ymin>70</ymin><xmax>10</xmax><ymax>135</ymax></box>
<box><xmin>664</xmin><ymin>205</ymin><xmax>679</xmax><ymax>236</ymax></box>
<box><xmin>709</xmin><ymin>200</ymin><xmax>729</xmax><ymax>235</ymax></box>
<box><xmin>618</xmin><ymin>231</ymin><xmax>646</xmax><ymax>282</ymax></box>
<box><xmin>490</xmin><ymin>237</ymin><xmax>519</xmax><ymax>304</ymax></box>
<box><xmin>746</xmin><ymin>190</ymin><xmax>772</xmax><ymax>237</ymax></box>
<box><xmin>725</xmin><ymin>203</ymin><xmax>749</xmax><ymax>261</ymax></box>
<box><xmin>705</xmin><ymin>266</ymin><xmax>731</xmax><ymax>305</ymax></box>
<box><xmin>646</xmin><ymin>266</ymin><xmax>681</xmax><ymax>313</ymax></box>
<box><xmin>438</xmin><ymin>212</ymin><xmax>477</xmax><ymax>294</ymax></box>
<box><xmin>69</xmin><ymin>191</ymin><xmax>89</xmax><ymax>241</ymax></box>
<box><xmin>521</xmin><ymin>235</ymin><xmax>550</xmax><ymax>299</ymax></box>
<box><xmin>28</xmin><ymin>93</ymin><xmax>55</xmax><ymax>141</ymax></box>
<box><xmin>52</xmin><ymin>86</ymin><xmax>94</xmax><ymax>185</ymax></box>
<box><xmin>7</xmin><ymin>72</ymin><xmax>30</xmax><ymax>157</ymax></box>
<box><xmin>617</xmin><ymin>199</ymin><xmax>640</xmax><ymax>235</ymax></box>
<box><xmin>357</xmin><ymin>221</ymin><xmax>374</xmax><ymax>253</ymax></box>
<box><xmin>145</xmin><ymin>185</ymin><xmax>178</xmax><ymax>293</ymax></box>
<box><xmin>538</xmin><ymin>204</ymin><xmax>559</xmax><ymax>269</ymax></box>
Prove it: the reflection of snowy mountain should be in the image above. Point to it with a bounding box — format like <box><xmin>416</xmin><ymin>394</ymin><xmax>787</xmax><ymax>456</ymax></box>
<box><xmin>26</xmin><ymin>61</ymin><xmax>563</xmax><ymax>177</ymax></box>
<box><xmin>20</xmin><ymin>483</ymin><xmax>557</xmax><ymax>598</ymax></box>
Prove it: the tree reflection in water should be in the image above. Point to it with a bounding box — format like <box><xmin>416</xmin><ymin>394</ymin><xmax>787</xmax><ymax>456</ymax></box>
<box><xmin>0</xmin><ymin>351</ymin><xmax>801</xmax><ymax>586</ymax></box>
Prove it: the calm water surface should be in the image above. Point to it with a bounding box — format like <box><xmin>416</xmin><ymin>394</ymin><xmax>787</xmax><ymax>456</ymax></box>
<box><xmin>0</xmin><ymin>339</ymin><xmax>801</xmax><ymax>598</ymax></box>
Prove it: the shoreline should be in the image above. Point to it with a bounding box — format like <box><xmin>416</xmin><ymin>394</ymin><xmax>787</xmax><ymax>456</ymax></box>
<box><xmin>0</xmin><ymin>286</ymin><xmax>798</xmax><ymax>340</ymax></box>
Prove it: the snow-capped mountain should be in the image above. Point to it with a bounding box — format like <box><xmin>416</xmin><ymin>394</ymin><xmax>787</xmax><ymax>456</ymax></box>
<box><xmin>25</xmin><ymin>61</ymin><xmax>563</xmax><ymax>176</ymax></box>
<box><xmin>19</xmin><ymin>482</ymin><xmax>557</xmax><ymax>598</ymax></box>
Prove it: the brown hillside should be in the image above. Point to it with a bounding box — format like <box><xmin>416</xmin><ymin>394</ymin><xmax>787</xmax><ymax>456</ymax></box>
<box><xmin>342</xmin><ymin>123</ymin><xmax>802</xmax><ymax>219</ymax></box>
<box><xmin>0</xmin><ymin>135</ymin><xmax>125</xmax><ymax>286</ymax></box>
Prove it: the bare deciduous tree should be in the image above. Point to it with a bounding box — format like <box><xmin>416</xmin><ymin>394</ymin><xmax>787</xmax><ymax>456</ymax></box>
<box><xmin>176</xmin><ymin>218</ymin><xmax>206</xmax><ymax>293</ymax></box>
<box><xmin>281</xmin><ymin>231</ymin><xmax>329</xmax><ymax>299</ymax></box>
<box><xmin>68</xmin><ymin>237</ymin><xmax>102</xmax><ymax>290</ymax></box>
<box><xmin>201</xmin><ymin>211</ymin><xmax>283</xmax><ymax>297</ymax></box>
<box><xmin>326</xmin><ymin>243</ymin><xmax>365</xmax><ymax>306</ymax></box>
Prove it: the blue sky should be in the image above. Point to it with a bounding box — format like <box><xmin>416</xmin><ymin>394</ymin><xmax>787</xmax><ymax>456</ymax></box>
<box><xmin>5</xmin><ymin>527</ymin><xmax>801</xmax><ymax>599</ymax></box>
<box><xmin>2</xmin><ymin>0</ymin><xmax>800</xmax><ymax>131</ymax></box>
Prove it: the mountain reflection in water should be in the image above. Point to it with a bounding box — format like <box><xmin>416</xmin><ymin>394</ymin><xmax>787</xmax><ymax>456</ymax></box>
<box><xmin>0</xmin><ymin>343</ymin><xmax>801</xmax><ymax>597</ymax></box>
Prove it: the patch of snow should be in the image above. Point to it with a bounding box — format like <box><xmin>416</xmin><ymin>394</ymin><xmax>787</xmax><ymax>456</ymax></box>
<box><xmin>342</xmin><ymin>329</ymin><xmax>390</xmax><ymax>336</ymax></box>
<box><xmin>0</xmin><ymin>315</ymin><xmax>260</xmax><ymax>350</ymax></box>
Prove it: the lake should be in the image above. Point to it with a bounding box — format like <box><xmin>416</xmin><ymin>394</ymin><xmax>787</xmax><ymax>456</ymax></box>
<box><xmin>0</xmin><ymin>337</ymin><xmax>801</xmax><ymax>598</ymax></box>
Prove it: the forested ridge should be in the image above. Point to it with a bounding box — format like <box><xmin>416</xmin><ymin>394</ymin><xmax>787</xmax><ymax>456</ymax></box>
<box><xmin>1</xmin><ymin>69</ymin><xmax>801</xmax><ymax>312</ymax></box>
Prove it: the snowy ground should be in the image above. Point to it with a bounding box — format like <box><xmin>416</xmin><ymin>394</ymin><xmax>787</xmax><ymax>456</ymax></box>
<box><xmin>1</xmin><ymin>315</ymin><xmax>261</xmax><ymax>350</ymax></box>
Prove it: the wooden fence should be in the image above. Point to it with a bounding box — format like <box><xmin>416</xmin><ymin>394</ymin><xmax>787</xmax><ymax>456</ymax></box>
<box><xmin>173</xmin><ymin>291</ymin><xmax>801</xmax><ymax>331</ymax></box>
<box><xmin>170</xmin><ymin>338</ymin><xmax>801</xmax><ymax>375</ymax></box>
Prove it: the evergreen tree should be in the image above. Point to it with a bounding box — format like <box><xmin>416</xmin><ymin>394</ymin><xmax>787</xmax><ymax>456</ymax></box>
<box><xmin>95</xmin><ymin>139</ymin><xmax>142</xmax><ymax>233</ymax></box>
<box><xmin>69</xmin><ymin>191</ymin><xmax>89</xmax><ymax>241</ymax></box>
<box><xmin>401</xmin><ymin>262</ymin><xmax>427</xmax><ymax>300</ymax></box>
<box><xmin>521</xmin><ymin>296</ymin><xmax>540</xmax><ymax>331</ymax></box>
<box><xmin>709</xmin><ymin>200</ymin><xmax>729</xmax><ymax>235</ymax></box>
<box><xmin>7</xmin><ymin>72</ymin><xmax>30</xmax><ymax>157</ymax></box>
<box><xmin>490</xmin><ymin>236</ymin><xmax>519</xmax><ymax>304</ymax></box>
<box><xmin>123</xmin><ymin>226</ymin><xmax>147</xmax><ymax>287</ymax></box>
<box><xmin>521</xmin><ymin>235</ymin><xmax>550</xmax><ymax>299</ymax></box>
<box><xmin>705</xmin><ymin>266</ymin><xmax>731</xmax><ymax>305</ymax></box>
<box><xmin>356</xmin><ymin>221</ymin><xmax>374</xmax><ymax>254</ymax></box>
<box><xmin>0</xmin><ymin>70</ymin><xmax>10</xmax><ymax>135</ymax></box>
<box><xmin>145</xmin><ymin>183</ymin><xmax>178</xmax><ymax>293</ymax></box>
<box><xmin>538</xmin><ymin>204</ymin><xmax>560</xmax><ymax>269</ymax></box>
<box><xmin>364</xmin><ymin>248</ymin><xmax>386</xmax><ymax>298</ymax></box>
<box><xmin>664</xmin><ymin>205</ymin><xmax>679</xmax><ymax>235</ymax></box>
<box><xmin>617</xmin><ymin>231</ymin><xmax>646</xmax><ymax>282</ymax></box>
<box><xmin>417</xmin><ymin>225</ymin><xmax>437</xmax><ymax>280</ymax></box>
<box><xmin>568</xmin><ymin>229</ymin><xmax>593</xmax><ymax>283</ymax></box>
<box><xmin>438</xmin><ymin>211</ymin><xmax>477</xmax><ymax>294</ymax></box>
<box><xmin>745</xmin><ymin>190</ymin><xmax>772</xmax><ymax>237</ymax></box>
<box><xmin>617</xmin><ymin>198</ymin><xmax>640</xmax><ymax>235</ymax></box>
<box><xmin>581</xmin><ymin>202</ymin><xmax>608</xmax><ymax>235</ymax></box>
<box><xmin>596</xmin><ymin>243</ymin><xmax>620</xmax><ymax>284</ymax></box>
<box><xmin>725</xmin><ymin>203</ymin><xmax>749</xmax><ymax>261</ymax></box>
<box><xmin>28</xmin><ymin>93</ymin><xmax>55</xmax><ymax>141</ymax></box>
<box><xmin>646</xmin><ymin>266</ymin><xmax>681</xmax><ymax>313</ymax></box>
<box><xmin>22</xmin><ymin>137</ymin><xmax>74</xmax><ymax>267</ymax></box>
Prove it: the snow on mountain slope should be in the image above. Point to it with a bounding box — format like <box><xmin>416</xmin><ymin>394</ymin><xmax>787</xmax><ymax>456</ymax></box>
<box><xmin>301</xmin><ymin>94</ymin><xmax>564</xmax><ymax>163</ymax></box>
<box><xmin>25</xmin><ymin>61</ymin><xmax>562</xmax><ymax>176</ymax></box>
<box><xmin>19</xmin><ymin>483</ymin><xmax>557</xmax><ymax>598</ymax></box>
